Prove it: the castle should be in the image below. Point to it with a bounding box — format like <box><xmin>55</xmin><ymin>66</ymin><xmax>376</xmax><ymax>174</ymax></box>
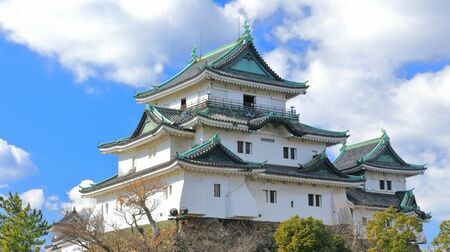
<box><xmin>73</xmin><ymin>23</ymin><xmax>430</xmax><ymax>245</ymax></box>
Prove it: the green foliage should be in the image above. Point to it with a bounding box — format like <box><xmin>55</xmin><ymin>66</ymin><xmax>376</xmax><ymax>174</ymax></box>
<box><xmin>433</xmin><ymin>220</ymin><xmax>450</xmax><ymax>252</ymax></box>
<box><xmin>366</xmin><ymin>206</ymin><xmax>422</xmax><ymax>252</ymax></box>
<box><xmin>274</xmin><ymin>216</ymin><xmax>350</xmax><ymax>252</ymax></box>
<box><xmin>0</xmin><ymin>192</ymin><xmax>50</xmax><ymax>251</ymax></box>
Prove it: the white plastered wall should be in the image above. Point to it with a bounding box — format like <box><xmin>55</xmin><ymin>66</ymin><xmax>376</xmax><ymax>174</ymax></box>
<box><xmin>201</xmin><ymin>125</ymin><xmax>326</xmax><ymax>166</ymax></box>
<box><xmin>364</xmin><ymin>171</ymin><xmax>407</xmax><ymax>193</ymax></box>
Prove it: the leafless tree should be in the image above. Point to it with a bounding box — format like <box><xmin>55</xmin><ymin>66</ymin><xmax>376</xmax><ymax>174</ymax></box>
<box><xmin>117</xmin><ymin>179</ymin><xmax>164</xmax><ymax>240</ymax></box>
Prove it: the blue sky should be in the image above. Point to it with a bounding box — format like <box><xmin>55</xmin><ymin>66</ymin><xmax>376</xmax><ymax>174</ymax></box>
<box><xmin>1</xmin><ymin>0</ymin><xmax>449</xmax><ymax>248</ymax></box>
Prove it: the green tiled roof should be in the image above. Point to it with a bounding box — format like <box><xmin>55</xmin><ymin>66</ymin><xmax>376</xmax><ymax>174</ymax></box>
<box><xmin>135</xmin><ymin>33</ymin><xmax>308</xmax><ymax>100</ymax></box>
<box><xmin>334</xmin><ymin>130</ymin><xmax>426</xmax><ymax>172</ymax></box>
<box><xmin>177</xmin><ymin>133</ymin><xmax>265</xmax><ymax>169</ymax></box>
<box><xmin>346</xmin><ymin>188</ymin><xmax>431</xmax><ymax>220</ymax></box>
<box><xmin>99</xmin><ymin>99</ymin><xmax>348</xmax><ymax>150</ymax></box>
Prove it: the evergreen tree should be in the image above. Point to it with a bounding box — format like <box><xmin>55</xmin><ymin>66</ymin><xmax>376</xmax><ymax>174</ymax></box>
<box><xmin>0</xmin><ymin>192</ymin><xmax>50</xmax><ymax>251</ymax></box>
<box><xmin>366</xmin><ymin>206</ymin><xmax>422</xmax><ymax>252</ymax></box>
<box><xmin>432</xmin><ymin>220</ymin><xmax>449</xmax><ymax>252</ymax></box>
<box><xmin>274</xmin><ymin>215</ymin><xmax>350</xmax><ymax>252</ymax></box>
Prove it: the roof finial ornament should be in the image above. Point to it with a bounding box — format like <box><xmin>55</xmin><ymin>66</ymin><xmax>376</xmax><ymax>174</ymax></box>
<box><xmin>242</xmin><ymin>20</ymin><xmax>253</xmax><ymax>44</ymax></box>
<box><xmin>381</xmin><ymin>128</ymin><xmax>390</xmax><ymax>143</ymax></box>
<box><xmin>188</xmin><ymin>44</ymin><xmax>198</xmax><ymax>64</ymax></box>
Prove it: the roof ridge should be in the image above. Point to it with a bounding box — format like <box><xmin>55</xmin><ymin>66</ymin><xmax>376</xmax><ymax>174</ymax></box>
<box><xmin>177</xmin><ymin>133</ymin><xmax>220</xmax><ymax>158</ymax></box>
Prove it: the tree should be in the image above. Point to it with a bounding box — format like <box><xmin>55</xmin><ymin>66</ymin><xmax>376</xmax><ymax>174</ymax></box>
<box><xmin>117</xmin><ymin>179</ymin><xmax>164</xmax><ymax>241</ymax></box>
<box><xmin>366</xmin><ymin>206</ymin><xmax>422</xmax><ymax>252</ymax></box>
<box><xmin>274</xmin><ymin>215</ymin><xmax>350</xmax><ymax>252</ymax></box>
<box><xmin>0</xmin><ymin>192</ymin><xmax>50</xmax><ymax>251</ymax></box>
<box><xmin>52</xmin><ymin>179</ymin><xmax>166</xmax><ymax>251</ymax></box>
<box><xmin>432</xmin><ymin>220</ymin><xmax>449</xmax><ymax>252</ymax></box>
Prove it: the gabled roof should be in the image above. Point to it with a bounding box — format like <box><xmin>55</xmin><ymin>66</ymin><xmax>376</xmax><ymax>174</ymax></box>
<box><xmin>99</xmin><ymin>101</ymin><xmax>348</xmax><ymax>152</ymax></box>
<box><xmin>97</xmin><ymin>106</ymin><xmax>195</xmax><ymax>153</ymax></box>
<box><xmin>347</xmin><ymin>188</ymin><xmax>431</xmax><ymax>220</ymax></box>
<box><xmin>334</xmin><ymin>130</ymin><xmax>426</xmax><ymax>174</ymax></box>
<box><xmin>135</xmin><ymin>29</ymin><xmax>308</xmax><ymax>102</ymax></box>
<box><xmin>177</xmin><ymin>133</ymin><xmax>264</xmax><ymax>169</ymax></box>
<box><xmin>261</xmin><ymin>152</ymin><xmax>364</xmax><ymax>183</ymax></box>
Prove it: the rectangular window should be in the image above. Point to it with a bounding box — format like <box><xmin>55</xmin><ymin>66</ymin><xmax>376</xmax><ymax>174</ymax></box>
<box><xmin>243</xmin><ymin>94</ymin><xmax>255</xmax><ymax>107</ymax></box>
<box><xmin>386</xmin><ymin>180</ymin><xmax>392</xmax><ymax>191</ymax></box>
<box><xmin>163</xmin><ymin>185</ymin><xmax>172</xmax><ymax>200</ymax></box>
<box><xmin>261</xmin><ymin>138</ymin><xmax>275</xmax><ymax>143</ymax></box>
<box><xmin>362</xmin><ymin>217</ymin><xmax>367</xmax><ymax>226</ymax></box>
<box><xmin>237</xmin><ymin>141</ymin><xmax>244</xmax><ymax>153</ymax></box>
<box><xmin>290</xmin><ymin>148</ymin><xmax>297</xmax><ymax>160</ymax></box>
<box><xmin>245</xmin><ymin>142</ymin><xmax>252</xmax><ymax>154</ymax></box>
<box><xmin>269</xmin><ymin>190</ymin><xmax>277</xmax><ymax>203</ymax></box>
<box><xmin>214</xmin><ymin>184</ymin><xmax>221</xmax><ymax>197</ymax></box>
<box><xmin>308</xmin><ymin>194</ymin><xmax>321</xmax><ymax>207</ymax></box>
<box><xmin>379</xmin><ymin>180</ymin><xmax>385</xmax><ymax>190</ymax></box>
<box><xmin>283</xmin><ymin>147</ymin><xmax>289</xmax><ymax>159</ymax></box>
<box><xmin>263</xmin><ymin>190</ymin><xmax>269</xmax><ymax>202</ymax></box>
<box><xmin>105</xmin><ymin>203</ymin><xmax>109</xmax><ymax>215</ymax></box>
<box><xmin>181</xmin><ymin>97</ymin><xmax>187</xmax><ymax>109</ymax></box>
<box><xmin>291</xmin><ymin>201</ymin><xmax>294</xmax><ymax>208</ymax></box>
<box><xmin>308</xmin><ymin>194</ymin><xmax>314</xmax><ymax>206</ymax></box>
<box><xmin>315</xmin><ymin>195</ymin><xmax>322</xmax><ymax>207</ymax></box>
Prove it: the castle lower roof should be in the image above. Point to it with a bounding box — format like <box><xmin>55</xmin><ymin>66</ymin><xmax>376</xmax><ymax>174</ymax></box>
<box><xmin>347</xmin><ymin>188</ymin><xmax>431</xmax><ymax>220</ymax></box>
<box><xmin>334</xmin><ymin>130</ymin><xmax>426</xmax><ymax>175</ymax></box>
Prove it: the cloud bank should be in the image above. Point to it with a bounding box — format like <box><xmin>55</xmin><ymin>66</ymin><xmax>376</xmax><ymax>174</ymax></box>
<box><xmin>0</xmin><ymin>138</ymin><xmax>37</xmax><ymax>182</ymax></box>
<box><xmin>0</xmin><ymin>0</ymin><xmax>239</xmax><ymax>87</ymax></box>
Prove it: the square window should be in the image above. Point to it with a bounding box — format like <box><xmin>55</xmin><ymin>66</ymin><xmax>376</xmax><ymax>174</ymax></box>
<box><xmin>214</xmin><ymin>184</ymin><xmax>221</xmax><ymax>197</ymax></box>
<box><xmin>237</xmin><ymin>141</ymin><xmax>244</xmax><ymax>153</ymax></box>
<box><xmin>315</xmin><ymin>195</ymin><xmax>322</xmax><ymax>207</ymax></box>
<box><xmin>290</xmin><ymin>148</ymin><xmax>297</xmax><ymax>160</ymax></box>
<box><xmin>243</xmin><ymin>94</ymin><xmax>255</xmax><ymax>107</ymax></box>
<box><xmin>308</xmin><ymin>194</ymin><xmax>314</xmax><ymax>206</ymax></box>
<box><xmin>379</xmin><ymin>180</ymin><xmax>385</xmax><ymax>190</ymax></box>
<box><xmin>245</xmin><ymin>142</ymin><xmax>252</xmax><ymax>154</ymax></box>
<box><xmin>386</xmin><ymin>180</ymin><xmax>392</xmax><ymax>191</ymax></box>
<box><xmin>283</xmin><ymin>147</ymin><xmax>289</xmax><ymax>159</ymax></box>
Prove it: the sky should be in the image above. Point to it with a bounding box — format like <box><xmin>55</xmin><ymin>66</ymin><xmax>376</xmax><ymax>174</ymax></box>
<box><xmin>0</xmin><ymin>0</ymin><xmax>449</xmax><ymax>247</ymax></box>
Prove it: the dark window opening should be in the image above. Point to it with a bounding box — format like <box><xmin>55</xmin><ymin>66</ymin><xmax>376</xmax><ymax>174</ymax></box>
<box><xmin>387</xmin><ymin>180</ymin><xmax>392</xmax><ymax>190</ymax></box>
<box><xmin>291</xmin><ymin>148</ymin><xmax>297</xmax><ymax>160</ymax></box>
<box><xmin>214</xmin><ymin>184</ymin><xmax>221</xmax><ymax>197</ymax></box>
<box><xmin>269</xmin><ymin>190</ymin><xmax>277</xmax><ymax>203</ymax></box>
<box><xmin>291</xmin><ymin>201</ymin><xmax>294</xmax><ymax>208</ymax></box>
<box><xmin>315</xmin><ymin>195</ymin><xmax>321</xmax><ymax>207</ymax></box>
<box><xmin>308</xmin><ymin>194</ymin><xmax>314</xmax><ymax>206</ymax></box>
<box><xmin>283</xmin><ymin>147</ymin><xmax>289</xmax><ymax>159</ymax></box>
<box><xmin>181</xmin><ymin>97</ymin><xmax>187</xmax><ymax>109</ymax></box>
<box><xmin>237</xmin><ymin>141</ymin><xmax>244</xmax><ymax>153</ymax></box>
<box><xmin>243</xmin><ymin>94</ymin><xmax>255</xmax><ymax>107</ymax></box>
<box><xmin>379</xmin><ymin>180</ymin><xmax>385</xmax><ymax>190</ymax></box>
<box><xmin>245</xmin><ymin>142</ymin><xmax>252</xmax><ymax>154</ymax></box>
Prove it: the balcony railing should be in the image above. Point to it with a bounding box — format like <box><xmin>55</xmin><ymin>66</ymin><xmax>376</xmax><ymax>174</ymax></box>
<box><xmin>183</xmin><ymin>96</ymin><xmax>299</xmax><ymax>122</ymax></box>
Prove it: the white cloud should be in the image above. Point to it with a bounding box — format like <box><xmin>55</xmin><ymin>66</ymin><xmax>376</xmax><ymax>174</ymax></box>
<box><xmin>61</xmin><ymin>179</ymin><xmax>96</xmax><ymax>212</ymax></box>
<box><xmin>229</xmin><ymin>0</ymin><xmax>450</xmax><ymax>220</ymax></box>
<box><xmin>0</xmin><ymin>184</ymin><xmax>8</xmax><ymax>189</ymax></box>
<box><xmin>0</xmin><ymin>138</ymin><xmax>37</xmax><ymax>182</ymax></box>
<box><xmin>20</xmin><ymin>189</ymin><xmax>44</xmax><ymax>209</ymax></box>
<box><xmin>45</xmin><ymin>195</ymin><xmax>60</xmax><ymax>211</ymax></box>
<box><xmin>0</xmin><ymin>0</ymin><xmax>240</xmax><ymax>87</ymax></box>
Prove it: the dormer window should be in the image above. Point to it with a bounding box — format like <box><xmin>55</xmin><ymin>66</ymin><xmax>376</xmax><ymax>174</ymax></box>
<box><xmin>243</xmin><ymin>94</ymin><xmax>255</xmax><ymax>107</ymax></box>
<box><xmin>181</xmin><ymin>97</ymin><xmax>187</xmax><ymax>109</ymax></box>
